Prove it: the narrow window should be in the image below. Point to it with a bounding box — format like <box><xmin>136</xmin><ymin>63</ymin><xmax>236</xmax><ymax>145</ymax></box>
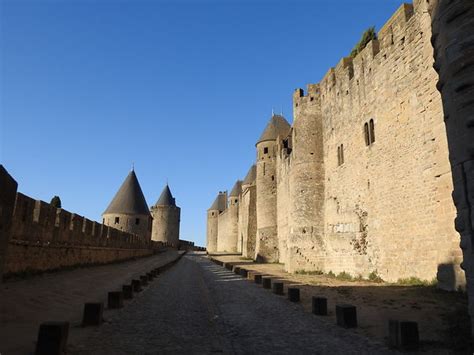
<box><xmin>263</xmin><ymin>162</ymin><xmax>266</xmax><ymax>176</ymax></box>
<box><xmin>115</xmin><ymin>217</ymin><xmax>119</xmax><ymax>224</ymax></box>
<box><xmin>263</xmin><ymin>147</ymin><xmax>269</xmax><ymax>154</ymax></box>
<box><xmin>369</xmin><ymin>119</ymin><xmax>375</xmax><ymax>144</ymax></box>
<box><xmin>102</xmin><ymin>218</ymin><xmax>105</xmax><ymax>224</ymax></box>
<box><xmin>341</xmin><ymin>144</ymin><xmax>344</xmax><ymax>164</ymax></box>
<box><xmin>337</xmin><ymin>146</ymin><xmax>341</xmax><ymax>165</ymax></box>
<box><xmin>364</xmin><ymin>123</ymin><xmax>370</xmax><ymax>146</ymax></box>
<box><xmin>271</xmin><ymin>175</ymin><xmax>275</xmax><ymax>181</ymax></box>
<box><xmin>234</xmin><ymin>199</ymin><xmax>238</xmax><ymax>203</ymax></box>
<box><xmin>135</xmin><ymin>218</ymin><xmax>140</xmax><ymax>225</ymax></box>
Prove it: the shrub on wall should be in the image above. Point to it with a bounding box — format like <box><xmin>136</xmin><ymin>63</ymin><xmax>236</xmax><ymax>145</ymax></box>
<box><xmin>350</xmin><ymin>26</ymin><xmax>377</xmax><ymax>58</ymax></box>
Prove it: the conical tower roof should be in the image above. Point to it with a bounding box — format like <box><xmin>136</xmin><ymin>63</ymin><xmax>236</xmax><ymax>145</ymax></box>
<box><xmin>103</xmin><ymin>170</ymin><xmax>150</xmax><ymax>215</ymax></box>
<box><xmin>208</xmin><ymin>192</ymin><xmax>227</xmax><ymax>211</ymax></box>
<box><xmin>154</xmin><ymin>184</ymin><xmax>176</xmax><ymax>207</ymax></box>
<box><xmin>256</xmin><ymin>114</ymin><xmax>291</xmax><ymax>145</ymax></box>
<box><xmin>229</xmin><ymin>180</ymin><xmax>242</xmax><ymax>197</ymax></box>
<box><xmin>242</xmin><ymin>165</ymin><xmax>256</xmax><ymax>185</ymax></box>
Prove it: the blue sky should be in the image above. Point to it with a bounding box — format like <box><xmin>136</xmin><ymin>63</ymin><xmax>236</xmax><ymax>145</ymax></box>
<box><xmin>1</xmin><ymin>0</ymin><xmax>405</xmax><ymax>247</ymax></box>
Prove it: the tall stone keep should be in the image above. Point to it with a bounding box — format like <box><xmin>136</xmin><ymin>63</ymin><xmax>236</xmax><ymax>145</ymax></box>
<box><xmin>239</xmin><ymin>165</ymin><xmax>257</xmax><ymax>258</ymax></box>
<box><xmin>207</xmin><ymin>191</ymin><xmax>227</xmax><ymax>253</ymax></box>
<box><xmin>103</xmin><ymin>169</ymin><xmax>152</xmax><ymax>240</ymax></box>
<box><xmin>150</xmin><ymin>184</ymin><xmax>181</xmax><ymax>247</ymax></box>
<box><xmin>255</xmin><ymin>114</ymin><xmax>291</xmax><ymax>262</ymax></box>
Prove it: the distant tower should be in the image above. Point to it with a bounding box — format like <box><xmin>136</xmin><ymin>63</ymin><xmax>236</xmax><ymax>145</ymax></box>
<box><xmin>217</xmin><ymin>180</ymin><xmax>241</xmax><ymax>252</ymax></box>
<box><xmin>239</xmin><ymin>164</ymin><xmax>257</xmax><ymax>258</ymax></box>
<box><xmin>103</xmin><ymin>169</ymin><xmax>152</xmax><ymax>240</ymax></box>
<box><xmin>206</xmin><ymin>191</ymin><xmax>227</xmax><ymax>253</ymax></box>
<box><xmin>150</xmin><ymin>184</ymin><xmax>181</xmax><ymax>247</ymax></box>
<box><xmin>255</xmin><ymin>114</ymin><xmax>291</xmax><ymax>262</ymax></box>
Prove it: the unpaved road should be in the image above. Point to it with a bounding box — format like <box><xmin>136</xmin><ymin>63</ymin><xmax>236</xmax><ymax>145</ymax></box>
<box><xmin>68</xmin><ymin>252</ymin><xmax>392</xmax><ymax>354</ymax></box>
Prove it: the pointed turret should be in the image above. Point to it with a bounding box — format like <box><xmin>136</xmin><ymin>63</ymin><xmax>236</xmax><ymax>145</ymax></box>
<box><xmin>256</xmin><ymin>114</ymin><xmax>291</xmax><ymax>145</ymax></box>
<box><xmin>102</xmin><ymin>169</ymin><xmax>152</xmax><ymax>240</ymax></box>
<box><xmin>154</xmin><ymin>185</ymin><xmax>176</xmax><ymax>207</ymax></box>
<box><xmin>151</xmin><ymin>184</ymin><xmax>181</xmax><ymax>247</ymax></box>
<box><xmin>229</xmin><ymin>180</ymin><xmax>242</xmax><ymax>197</ymax></box>
<box><xmin>242</xmin><ymin>165</ymin><xmax>256</xmax><ymax>188</ymax></box>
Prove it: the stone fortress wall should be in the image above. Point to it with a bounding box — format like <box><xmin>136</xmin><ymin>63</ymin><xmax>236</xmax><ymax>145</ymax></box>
<box><xmin>207</xmin><ymin>0</ymin><xmax>464</xmax><ymax>290</ymax></box>
<box><xmin>4</xmin><ymin>191</ymin><xmax>164</xmax><ymax>276</ymax></box>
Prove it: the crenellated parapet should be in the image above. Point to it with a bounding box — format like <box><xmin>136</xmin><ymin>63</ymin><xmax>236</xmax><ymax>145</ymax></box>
<box><xmin>10</xmin><ymin>192</ymin><xmax>158</xmax><ymax>250</ymax></box>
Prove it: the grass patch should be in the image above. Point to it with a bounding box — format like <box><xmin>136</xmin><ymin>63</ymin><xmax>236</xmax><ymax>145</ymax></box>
<box><xmin>336</xmin><ymin>271</ymin><xmax>354</xmax><ymax>281</ymax></box>
<box><xmin>295</xmin><ymin>269</ymin><xmax>324</xmax><ymax>275</ymax></box>
<box><xmin>395</xmin><ymin>277</ymin><xmax>437</xmax><ymax>286</ymax></box>
<box><xmin>368</xmin><ymin>270</ymin><xmax>384</xmax><ymax>283</ymax></box>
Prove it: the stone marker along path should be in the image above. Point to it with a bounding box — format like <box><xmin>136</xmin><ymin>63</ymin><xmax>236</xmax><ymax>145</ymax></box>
<box><xmin>0</xmin><ymin>249</ymin><xmax>181</xmax><ymax>355</ymax></box>
<box><xmin>68</xmin><ymin>252</ymin><xmax>391</xmax><ymax>354</ymax></box>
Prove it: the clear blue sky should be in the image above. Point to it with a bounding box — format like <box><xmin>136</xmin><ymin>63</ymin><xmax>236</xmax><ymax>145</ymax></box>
<box><xmin>1</xmin><ymin>0</ymin><xmax>405</xmax><ymax>247</ymax></box>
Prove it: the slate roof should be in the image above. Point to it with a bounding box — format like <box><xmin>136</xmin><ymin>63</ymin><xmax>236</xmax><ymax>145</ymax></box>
<box><xmin>103</xmin><ymin>170</ymin><xmax>150</xmax><ymax>215</ymax></box>
<box><xmin>208</xmin><ymin>192</ymin><xmax>227</xmax><ymax>211</ymax></box>
<box><xmin>242</xmin><ymin>165</ymin><xmax>256</xmax><ymax>185</ymax></box>
<box><xmin>229</xmin><ymin>180</ymin><xmax>242</xmax><ymax>197</ymax></box>
<box><xmin>256</xmin><ymin>114</ymin><xmax>291</xmax><ymax>145</ymax></box>
<box><xmin>154</xmin><ymin>184</ymin><xmax>176</xmax><ymax>207</ymax></box>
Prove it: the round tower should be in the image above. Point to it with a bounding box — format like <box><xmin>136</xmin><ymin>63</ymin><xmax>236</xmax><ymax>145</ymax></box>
<box><xmin>102</xmin><ymin>169</ymin><xmax>152</xmax><ymax>240</ymax></box>
<box><xmin>218</xmin><ymin>180</ymin><xmax>241</xmax><ymax>252</ymax></box>
<box><xmin>255</xmin><ymin>114</ymin><xmax>291</xmax><ymax>262</ymax></box>
<box><xmin>150</xmin><ymin>184</ymin><xmax>181</xmax><ymax>247</ymax></box>
<box><xmin>206</xmin><ymin>191</ymin><xmax>227</xmax><ymax>253</ymax></box>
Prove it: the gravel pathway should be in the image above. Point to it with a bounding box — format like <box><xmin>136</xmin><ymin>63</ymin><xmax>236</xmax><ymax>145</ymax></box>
<box><xmin>68</xmin><ymin>252</ymin><xmax>394</xmax><ymax>354</ymax></box>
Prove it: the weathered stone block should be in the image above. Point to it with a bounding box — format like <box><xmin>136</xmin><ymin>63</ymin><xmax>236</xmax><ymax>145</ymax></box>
<box><xmin>82</xmin><ymin>303</ymin><xmax>103</xmax><ymax>326</ymax></box>
<box><xmin>240</xmin><ymin>268</ymin><xmax>248</xmax><ymax>278</ymax></box>
<box><xmin>107</xmin><ymin>291</ymin><xmax>124</xmax><ymax>309</ymax></box>
<box><xmin>262</xmin><ymin>277</ymin><xmax>272</xmax><ymax>289</ymax></box>
<box><xmin>35</xmin><ymin>321</ymin><xmax>69</xmax><ymax>355</ymax></box>
<box><xmin>272</xmin><ymin>282</ymin><xmax>284</xmax><ymax>295</ymax></box>
<box><xmin>288</xmin><ymin>287</ymin><xmax>300</xmax><ymax>302</ymax></box>
<box><xmin>254</xmin><ymin>274</ymin><xmax>263</xmax><ymax>284</ymax></box>
<box><xmin>140</xmin><ymin>275</ymin><xmax>149</xmax><ymax>286</ymax></box>
<box><xmin>336</xmin><ymin>304</ymin><xmax>357</xmax><ymax>328</ymax></box>
<box><xmin>312</xmin><ymin>297</ymin><xmax>328</xmax><ymax>316</ymax></box>
<box><xmin>233</xmin><ymin>266</ymin><xmax>241</xmax><ymax>275</ymax></box>
<box><xmin>131</xmin><ymin>279</ymin><xmax>142</xmax><ymax>292</ymax></box>
<box><xmin>389</xmin><ymin>320</ymin><xmax>419</xmax><ymax>350</ymax></box>
<box><xmin>122</xmin><ymin>285</ymin><xmax>133</xmax><ymax>299</ymax></box>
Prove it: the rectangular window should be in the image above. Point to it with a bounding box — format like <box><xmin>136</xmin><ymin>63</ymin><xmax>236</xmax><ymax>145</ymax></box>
<box><xmin>115</xmin><ymin>217</ymin><xmax>119</xmax><ymax>224</ymax></box>
<box><xmin>135</xmin><ymin>218</ymin><xmax>140</xmax><ymax>225</ymax></box>
<box><xmin>263</xmin><ymin>147</ymin><xmax>269</xmax><ymax>154</ymax></box>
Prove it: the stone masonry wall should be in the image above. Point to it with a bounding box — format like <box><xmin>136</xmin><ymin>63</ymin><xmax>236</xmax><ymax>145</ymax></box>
<box><xmin>217</xmin><ymin>204</ymin><xmax>238</xmax><ymax>253</ymax></box>
<box><xmin>290</xmin><ymin>2</ymin><xmax>461</xmax><ymax>286</ymax></box>
<box><xmin>238</xmin><ymin>184</ymin><xmax>257</xmax><ymax>258</ymax></box>
<box><xmin>4</xmin><ymin>192</ymin><xmax>162</xmax><ymax>276</ymax></box>
<box><xmin>151</xmin><ymin>205</ymin><xmax>181</xmax><ymax>247</ymax></box>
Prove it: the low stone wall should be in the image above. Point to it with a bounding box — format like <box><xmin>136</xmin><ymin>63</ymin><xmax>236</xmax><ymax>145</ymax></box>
<box><xmin>4</xmin><ymin>241</ymin><xmax>154</xmax><ymax>276</ymax></box>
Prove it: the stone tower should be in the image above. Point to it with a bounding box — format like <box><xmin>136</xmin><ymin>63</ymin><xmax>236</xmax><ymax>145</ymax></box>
<box><xmin>287</xmin><ymin>86</ymin><xmax>325</xmax><ymax>272</ymax></box>
<box><xmin>206</xmin><ymin>191</ymin><xmax>227</xmax><ymax>253</ymax></box>
<box><xmin>238</xmin><ymin>165</ymin><xmax>257</xmax><ymax>257</ymax></box>
<box><xmin>255</xmin><ymin>114</ymin><xmax>291</xmax><ymax>262</ymax></box>
<box><xmin>218</xmin><ymin>180</ymin><xmax>241</xmax><ymax>252</ymax></box>
<box><xmin>103</xmin><ymin>169</ymin><xmax>152</xmax><ymax>240</ymax></box>
<box><xmin>150</xmin><ymin>184</ymin><xmax>181</xmax><ymax>247</ymax></box>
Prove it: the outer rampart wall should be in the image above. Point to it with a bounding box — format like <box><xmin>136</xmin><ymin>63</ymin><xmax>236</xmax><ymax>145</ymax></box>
<box><xmin>217</xmin><ymin>206</ymin><xmax>238</xmax><ymax>252</ymax></box>
<box><xmin>4</xmin><ymin>192</ymin><xmax>163</xmax><ymax>276</ymax></box>
<box><xmin>239</xmin><ymin>185</ymin><xmax>257</xmax><ymax>258</ymax></box>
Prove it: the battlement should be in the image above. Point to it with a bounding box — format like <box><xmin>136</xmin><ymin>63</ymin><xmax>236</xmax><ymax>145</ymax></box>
<box><xmin>295</xmin><ymin>2</ymin><xmax>426</xmax><ymax>102</ymax></box>
<box><xmin>11</xmin><ymin>192</ymin><xmax>156</xmax><ymax>250</ymax></box>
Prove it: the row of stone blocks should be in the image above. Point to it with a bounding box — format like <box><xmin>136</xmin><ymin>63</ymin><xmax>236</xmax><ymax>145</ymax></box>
<box><xmin>210</xmin><ymin>257</ymin><xmax>419</xmax><ymax>351</ymax></box>
<box><xmin>34</xmin><ymin>252</ymin><xmax>186</xmax><ymax>355</ymax></box>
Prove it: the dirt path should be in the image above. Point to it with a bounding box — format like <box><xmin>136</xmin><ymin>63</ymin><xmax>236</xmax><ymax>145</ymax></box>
<box><xmin>0</xmin><ymin>249</ymin><xmax>181</xmax><ymax>355</ymax></box>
